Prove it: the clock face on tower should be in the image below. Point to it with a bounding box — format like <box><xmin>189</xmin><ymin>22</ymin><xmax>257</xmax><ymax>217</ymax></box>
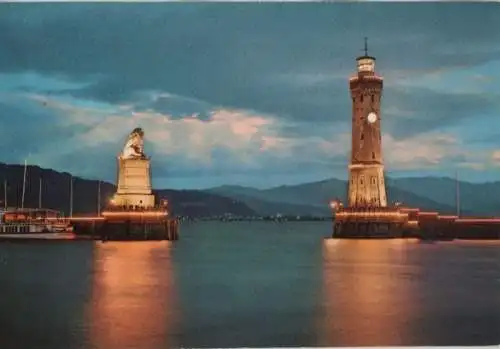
<box><xmin>367</xmin><ymin>112</ymin><xmax>377</xmax><ymax>124</ymax></box>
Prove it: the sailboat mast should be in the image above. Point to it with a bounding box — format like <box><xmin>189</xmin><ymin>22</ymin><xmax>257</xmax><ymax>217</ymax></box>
<box><xmin>39</xmin><ymin>177</ymin><xmax>42</xmax><ymax>209</ymax></box>
<box><xmin>97</xmin><ymin>180</ymin><xmax>101</xmax><ymax>216</ymax></box>
<box><xmin>69</xmin><ymin>175</ymin><xmax>73</xmax><ymax>218</ymax></box>
<box><xmin>21</xmin><ymin>159</ymin><xmax>27</xmax><ymax>209</ymax></box>
<box><xmin>3</xmin><ymin>179</ymin><xmax>7</xmax><ymax>209</ymax></box>
<box><xmin>456</xmin><ymin>170</ymin><xmax>460</xmax><ymax>217</ymax></box>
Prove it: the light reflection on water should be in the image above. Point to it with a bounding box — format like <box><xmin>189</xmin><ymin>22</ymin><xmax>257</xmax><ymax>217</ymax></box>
<box><xmin>0</xmin><ymin>222</ymin><xmax>499</xmax><ymax>348</ymax></box>
<box><xmin>320</xmin><ymin>239</ymin><xmax>422</xmax><ymax>346</ymax></box>
<box><xmin>320</xmin><ymin>238</ymin><xmax>500</xmax><ymax>346</ymax></box>
<box><xmin>85</xmin><ymin>241</ymin><xmax>179</xmax><ymax>349</ymax></box>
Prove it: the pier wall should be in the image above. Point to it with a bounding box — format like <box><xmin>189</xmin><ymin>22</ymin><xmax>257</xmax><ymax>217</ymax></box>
<box><xmin>333</xmin><ymin>207</ymin><xmax>500</xmax><ymax>240</ymax></box>
<box><xmin>70</xmin><ymin>213</ymin><xmax>179</xmax><ymax>241</ymax></box>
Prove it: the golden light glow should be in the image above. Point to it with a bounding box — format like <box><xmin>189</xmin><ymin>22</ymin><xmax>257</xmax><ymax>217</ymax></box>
<box><xmin>335</xmin><ymin>211</ymin><xmax>408</xmax><ymax>218</ymax></box>
<box><xmin>438</xmin><ymin>215</ymin><xmax>458</xmax><ymax>220</ymax></box>
<box><xmin>400</xmin><ymin>208</ymin><xmax>420</xmax><ymax>213</ymax></box>
<box><xmin>86</xmin><ymin>242</ymin><xmax>178</xmax><ymax>348</ymax></box>
<box><xmin>418</xmin><ymin>211</ymin><xmax>439</xmax><ymax>216</ymax></box>
<box><xmin>319</xmin><ymin>239</ymin><xmax>420</xmax><ymax>346</ymax></box>
<box><xmin>101</xmin><ymin>211</ymin><xmax>168</xmax><ymax>218</ymax></box>
<box><xmin>390</xmin><ymin>238</ymin><xmax>420</xmax><ymax>245</ymax></box>
<box><xmin>348</xmin><ymin>163</ymin><xmax>384</xmax><ymax>170</ymax></box>
<box><xmin>46</xmin><ymin>217</ymin><xmax>105</xmax><ymax>221</ymax></box>
<box><xmin>46</xmin><ymin>212</ymin><xmax>170</xmax><ymax>222</ymax></box>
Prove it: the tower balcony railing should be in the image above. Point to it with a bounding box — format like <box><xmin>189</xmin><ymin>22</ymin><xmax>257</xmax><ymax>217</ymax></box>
<box><xmin>337</xmin><ymin>206</ymin><xmax>405</xmax><ymax>213</ymax></box>
<box><xmin>348</xmin><ymin>162</ymin><xmax>384</xmax><ymax>169</ymax></box>
<box><xmin>335</xmin><ymin>207</ymin><xmax>408</xmax><ymax>221</ymax></box>
<box><xmin>349</xmin><ymin>74</ymin><xmax>383</xmax><ymax>82</ymax></box>
<box><xmin>104</xmin><ymin>204</ymin><xmax>168</xmax><ymax>213</ymax></box>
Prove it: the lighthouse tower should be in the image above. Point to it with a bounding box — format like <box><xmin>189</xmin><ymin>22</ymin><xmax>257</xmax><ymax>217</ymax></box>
<box><xmin>347</xmin><ymin>38</ymin><xmax>387</xmax><ymax>208</ymax></box>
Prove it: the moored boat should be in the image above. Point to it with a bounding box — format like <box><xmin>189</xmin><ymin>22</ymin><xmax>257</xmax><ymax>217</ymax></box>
<box><xmin>0</xmin><ymin>208</ymin><xmax>74</xmax><ymax>240</ymax></box>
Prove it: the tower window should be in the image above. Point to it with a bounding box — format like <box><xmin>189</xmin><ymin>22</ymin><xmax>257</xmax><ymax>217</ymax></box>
<box><xmin>372</xmin><ymin>152</ymin><xmax>375</xmax><ymax>159</ymax></box>
<box><xmin>371</xmin><ymin>177</ymin><xmax>376</xmax><ymax>185</ymax></box>
<box><xmin>360</xmin><ymin>95</ymin><xmax>364</xmax><ymax>103</ymax></box>
<box><xmin>371</xmin><ymin>95</ymin><xmax>375</xmax><ymax>103</ymax></box>
<box><xmin>360</xmin><ymin>133</ymin><xmax>364</xmax><ymax>140</ymax></box>
<box><xmin>360</xmin><ymin>176</ymin><xmax>364</xmax><ymax>185</ymax></box>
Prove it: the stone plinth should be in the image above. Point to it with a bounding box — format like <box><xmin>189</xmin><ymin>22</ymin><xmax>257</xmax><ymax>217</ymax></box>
<box><xmin>333</xmin><ymin>207</ymin><xmax>410</xmax><ymax>238</ymax></box>
<box><xmin>99</xmin><ymin>208</ymin><xmax>179</xmax><ymax>241</ymax></box>
<box><xmin>113</xmin><ymin>156</ymin><xmax>155</xmax><ymax>208</ymax></box>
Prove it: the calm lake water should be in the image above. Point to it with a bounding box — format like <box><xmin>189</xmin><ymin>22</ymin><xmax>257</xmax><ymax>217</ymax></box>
<box><xmin>0</xmin><ymin>222</ymin><xmax>499</xmax><ymax>348</ymax></box>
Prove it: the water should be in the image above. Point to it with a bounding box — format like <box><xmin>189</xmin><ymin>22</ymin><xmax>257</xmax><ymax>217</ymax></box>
<box><xmin>0</xmin><ymin>222</ymin><xmax>499</xmax><ymax>348</ymax></box>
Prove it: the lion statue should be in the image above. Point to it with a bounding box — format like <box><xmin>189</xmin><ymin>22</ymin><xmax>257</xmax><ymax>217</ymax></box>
<box><xmin>121</xmin><ymin>127</ymin><xmax>146</xmax><ymax>159</ymax></box>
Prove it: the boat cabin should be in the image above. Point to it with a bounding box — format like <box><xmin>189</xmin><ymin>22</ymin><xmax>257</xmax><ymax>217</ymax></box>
<box><xmin>1</xmin><ymin>208</ymin><xmax>64</xmax><ymax>224</ymax></box>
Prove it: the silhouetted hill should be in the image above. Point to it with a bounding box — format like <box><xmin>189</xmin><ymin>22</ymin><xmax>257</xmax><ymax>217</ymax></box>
<box><xmin>0</xmin><ymin>163</ymin><xmax>256</xmax><ymax>217</ymax></box>
<box><xmin>207</xmin><ymin>178</ymin><xmax>476</xmax><ymax>216</ymax></box>
<box><xmin>390</xmin><ymin>177</ymin><xmax>500</xmax><ymax>216</ymax></box>
<box><xmin>154</xmin><ymin>189</ymin><xmax>256</xmax><ymax>217</ymax></box>
<box><xmin>2</xmin><ymin>162</ymin><xmax>496</xmax><ymax>217</ymax></box>
<box><xmin>0</xmin><ymin>163</ymin><xmax>115</xmax><ymax>215</ymax></box>
<box><xmin>208</xmin><ymin>190</ymin><xmax>330</xmax><ymax>216</ymax></box>
<box><xmin>252</xmin><ymin>179</ymin><xmax>347</xmax><ymax>207</ymax></box>
<box><xmin>207</xmin><ymin>185</ymin><xmax>330</xmax><ymax>215</ymax></box>
<box><xmin>209</xmin><ymin>180</ymin><xmax>346</xmax><ymax>209</ymax></box>
<box><xmin>386</xmin><ymin>185</ymin><xmax>465</xmax><ymax>215</ymax></box>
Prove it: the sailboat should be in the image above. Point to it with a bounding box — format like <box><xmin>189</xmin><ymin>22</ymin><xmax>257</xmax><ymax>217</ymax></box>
<box><xmin>0</xmin><ymin>160</ymin><xmax>74</xmax><ymax>240</ymax></box>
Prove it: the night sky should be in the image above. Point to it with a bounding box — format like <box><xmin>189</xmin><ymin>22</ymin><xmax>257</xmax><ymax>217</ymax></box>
<box><xmin>1</xmin><ymin>3</ymin><xmax>499</xmax><ymax>189</ymax></box>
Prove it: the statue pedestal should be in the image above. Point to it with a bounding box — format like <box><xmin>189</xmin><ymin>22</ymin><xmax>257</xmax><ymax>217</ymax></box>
<box><xmin>99</xmin><ymin>128</ymin><xmax>179</xmax><ymax>242</ymax></box>
<box><xmin>113</xmin><ymin>157</ymin><xmax>155</xmax><ymax>208</ymax></box>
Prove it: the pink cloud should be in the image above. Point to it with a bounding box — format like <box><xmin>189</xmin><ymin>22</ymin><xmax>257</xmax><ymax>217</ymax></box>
<box><xmin>30</xmin><ymin>94</ymin><xmax>290</xmax><ymax>167</ymax></box>
<box><xmin>490</xmin><ymin>150</ymin><xmax>500</xmax><ymax>165</ymax></box>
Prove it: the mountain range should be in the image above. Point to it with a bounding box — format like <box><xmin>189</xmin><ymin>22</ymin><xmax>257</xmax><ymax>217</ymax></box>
<box><xmin>1</xmin><ymin>162</ymin><xmax>499</xmax><ymax>217</ymax></box>
<box><xmin>0</xmin><ymin>163</ymin><xmax>255</xmax><ymax>217</ymax></box>
<box><xmin>206</xmin><ymin>178</ymin><xmax>470</xmax><ymax>216</ymax></box>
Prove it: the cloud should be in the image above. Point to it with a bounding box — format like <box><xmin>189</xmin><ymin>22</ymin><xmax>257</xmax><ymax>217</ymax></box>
<box><xmin>320</xmin><ymin>130</ymin><xmax>494</xmax><ymax>173</ymax></box>
<box><xmin>382</xmin><ymin>86</ymin><xmax>500</xmax><ymax>139</ymax></box>
<box><xmin>383</xmin><ymin>133</ymin><xmax>462</xmax><ymax>170</ymax></box>
<box><xmin>1</xmin><ymin>91</ymin><xmax>320</xmax><ymax>182</ymax></box>
<box><xmin>0</xmin><ymin>71</ymin><xmax>92</xmax><ymax>93</ymax></box>
<box><xmin>1</xmin><ymin>3</ymin><xmax>500</xmax><ymax>187</ymax></box>
<box><xmin>2</xmin><ymin>3</ymin><xmax>499</xmax><ymax>126</ymax></box>
<box><xmin>1</xmin><ymin>85</ymin><xmax>497</xmax><ymax>188</ymax></box>
<box><xmin>491</xmin><ymin>151</ymin><xmax>500</xmax><ymax>167</ymax></box>
<box><xmin>0</xmin><ymin>70</ymin><xmax>349</xmax><ymax>187</ymax></box>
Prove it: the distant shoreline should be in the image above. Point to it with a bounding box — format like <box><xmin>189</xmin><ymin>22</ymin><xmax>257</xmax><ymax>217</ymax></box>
<box><xmin>178</xmin><ymin>216</ymin><xmax>333</xmax><ymax>222</ymax></box>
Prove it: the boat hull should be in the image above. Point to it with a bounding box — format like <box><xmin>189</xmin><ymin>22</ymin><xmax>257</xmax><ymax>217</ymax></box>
<box><xmin>0</xmin><ymin>232</ymin><xmax>80</xmax><ymax>241</ymax></box>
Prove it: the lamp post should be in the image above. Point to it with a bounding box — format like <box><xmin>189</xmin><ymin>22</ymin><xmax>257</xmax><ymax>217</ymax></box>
<box><xmin>329</xmin><ymin>200</ymin><xmax>339</xmax><ymax>212</ymax></box>
<box><xmin>329</xmin><ymin>200</ymin><xmax>344</xmax><ymax>236</ymax></box>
